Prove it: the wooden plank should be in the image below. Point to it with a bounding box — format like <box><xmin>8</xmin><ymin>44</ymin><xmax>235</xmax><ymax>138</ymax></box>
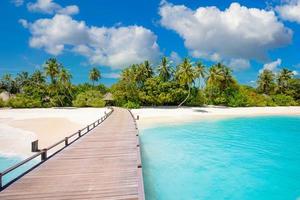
<box><xmin>0</xmin><ymin>108</ymin><xmax>145</xmax><ymax>200</ymax></box>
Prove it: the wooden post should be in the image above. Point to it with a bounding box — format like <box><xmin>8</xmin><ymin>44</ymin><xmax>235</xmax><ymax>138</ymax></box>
<box><xmin>31</xmin><ymin>140</ymin><xmax>39</xmax><ymax>152</ymax></box>
<box><xmin>0</xmin><ymin>172</ymin><xmax>2</xmax><ymax>189</ymax></box>
<box><xmin>41</xmin><ymin>149</ymin><xmax>47</xmax><ymax>161</ymax></box>
<box><xmin>137</xmin><ymin>115</ymin><xmax>139</xmax><ymax>120</ymax></box>
<box><xmin>65</xmin><ymin>137</ymin><xmax>69</xmax><ymax>146</ymax></box>
<box><xmin>78</xmin><ymin>130</ymin><xmax>81</xmax><ymax>137</ymax></box>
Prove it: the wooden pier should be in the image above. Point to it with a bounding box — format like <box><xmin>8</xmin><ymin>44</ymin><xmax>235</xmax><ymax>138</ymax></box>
<box><xmin>0</xmin><ymin>107</ymin><xmax>144</xmax><ymax>200</ymax></box>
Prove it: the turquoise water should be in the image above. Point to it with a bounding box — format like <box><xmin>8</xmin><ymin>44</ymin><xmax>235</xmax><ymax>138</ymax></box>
<box><xmin>0</xmin><ymin>156</ymin><xmax>37</xmax><ymax>186</ymax></box>
<box><xmin>141</xmin><ymin>116</ymin><xmax>300</xmax><ymax>200</ymax></box>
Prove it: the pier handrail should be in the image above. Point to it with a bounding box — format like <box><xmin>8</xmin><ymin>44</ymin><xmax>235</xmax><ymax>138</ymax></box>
<box><xmin>0</xmin><ymin>107</ymin><xmax>114</xmax><ymax>189</ymax></box>
<box><xmin>128</xmin><ymin>109</ymin><xmax>145</xmax><ymax>200</ymax></box>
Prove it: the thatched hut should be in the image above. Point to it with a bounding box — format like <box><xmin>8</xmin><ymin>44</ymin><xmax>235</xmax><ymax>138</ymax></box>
<box><xmin>0</xmin><ymin>91</ymin><xmax>10</xmax><ymax>102</ymax></box>
<box><xmin>103</xmin><ymin>92</ymin><xmax>114</xmax><ymax>106</ymax></box>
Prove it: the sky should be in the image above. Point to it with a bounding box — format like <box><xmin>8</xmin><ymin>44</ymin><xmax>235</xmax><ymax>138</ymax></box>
<box><xmin>0</xmin><ymin>0</ymin><xmax>300</xmax><ymax>86</ymax></box>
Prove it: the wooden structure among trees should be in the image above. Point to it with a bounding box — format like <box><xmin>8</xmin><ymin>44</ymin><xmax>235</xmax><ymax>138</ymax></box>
<box><xmin>0</xmin><ymin>107</ymin><xmax>144</xmax><ymax>200</ymax></box>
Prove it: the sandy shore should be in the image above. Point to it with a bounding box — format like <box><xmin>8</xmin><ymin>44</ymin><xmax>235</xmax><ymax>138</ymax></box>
<box><xmin>0</xmin><ymin>108</ymin><xmax>108</xmax><ymax>157</ymax></box>
<box><xmin>131</xmin><ymin>106</ymin><xmax>300</xmax><ymax>129</ymax></box>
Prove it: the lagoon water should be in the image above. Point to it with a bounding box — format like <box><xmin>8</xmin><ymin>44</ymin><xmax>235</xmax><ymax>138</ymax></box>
<box><xmin>141</xmin><ymin>116</ymin><xmax>300</xmax><ymax>200</ymax></box>
<box><xmin>0</xmin><ymin>156</ymin><xmax>37</xmax><ymax>186</ymax></box>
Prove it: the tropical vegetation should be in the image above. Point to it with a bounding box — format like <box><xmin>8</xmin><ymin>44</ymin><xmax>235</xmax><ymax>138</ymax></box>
<box><xmin>0</xmin><ymin>57</ymin><xmax>299</xmax><ymax>108</ymax></box>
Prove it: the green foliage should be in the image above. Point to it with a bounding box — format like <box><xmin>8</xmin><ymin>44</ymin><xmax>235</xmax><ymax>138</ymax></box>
<box><xmin>74</xmin><ymin>83</ymin><xmax>107</xmax><ymax>95</ymax></box>
<box><xmin>0</xmin><ymin>98</ymin><xmax>6</xmax><ymax>107</ymax></box>
<box><xmin>73</xmin><ymin>90</ymin><xmax>105</xmax><ymax>107</ymax></box>
<box><xmin>272</xmin><ymin>94</ymin><xmax>297</xmax><ymax>106</ymax></box>
<box><xmin>1</xmin><ymin>56</ymin><xmax>299</xmax><ymax>108</ymax></box>
<box><xmin>187</xmin><ymin>90</ymin><xmax>206</xmax><ymax>106</ymax></box>
<box><xmin>123</xmin><ymin>101</ymin><xmax>140</xmax><ymax>109</ymax></box>
<box><xmin>8</xmin><ymin>94</ymin><xmax>42</xmax><ymax>108</ymax></box>
<box><xmin>257</xmin><ymin>69</ymin><xmax>275</xmax><ymax>95</ymax></box>
<box><xmin>89</xmin><ymin>67</ymin><xmax>101</xmax><ymax>86</ymax></box>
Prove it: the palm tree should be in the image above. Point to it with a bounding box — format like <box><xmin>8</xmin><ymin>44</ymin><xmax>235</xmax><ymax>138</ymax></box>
<box><xmin>142</xmin><ymin>60</ymin><xmax>153</xmax><ymax>79</ymax></box>
<box><xmin>157</xmin><ymin>57</ymin><xmax>173</xmax><ymax>82</ymax></box>
<box><xmin>257</xmin><ymin>69</ymin><xmax>275</xmax><ymax>95</ymax></box>
<box><xmin>277</xmin><ymin>68</ymin><xmax>294</xmax><ymax>93</ymax></box>
<box><xmin>31</xmin><ymin>70</ymin><xmax>46</xmax><ymax>85</ymax></box>
<box><xmin>177</xmin><ymin>58</ymin><xmax>196</xmax><ymax>106</ymax></box>
<box><xmin>59</xmin><ymin>68</ymin><xmax>72</xmax><ymax>86</ymax></box>
<box><xmin>195</xmin><ymin>61</ymin><xmax>207</xmax><ymax>88</ymax></box>
<box><xmin>44</xmin><ymin>58</ymin><xmax>61</xmax><ymax>85</ymax></box>
<box><xmin>58</xmin><ymin>68</ymin><xmax>73</xmax><ymax>104</ymax></box>
<box><xmin>89</xmin><ymin>67</ymin><xmax>101</xmax><ymax>86</ymax></box>
<box><xmin>0</xmin><ymin>73</ymin><xmax>17</xmax><ymax>93</ymax></box>
<box><xmin>207</xmin><ymin>64</ymin><xmax>223</xmax><ymax>86</ymax></box>
<box><xmin>219</xmin><ymin>65</ymin><xmax>235</xmax><ymax>90</ymax></box>
<box><xmin>16</xmin><ymin>71</ymin><xmax>29</xmax><ymax>86</ymax></box>
<box><xmin>136</xmin><ymin>61</ymin><xmax>153</xmax><ymax>86</ymax></box>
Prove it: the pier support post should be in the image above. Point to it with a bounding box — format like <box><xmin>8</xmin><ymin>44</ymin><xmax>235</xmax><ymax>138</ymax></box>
<box><xmin>0</xmin><ymin>173</ymin><xmax>2</xmax><ymax>189</ymax></box>
<box><xmin>65</xmin><ymin>137</ymin><xmax>69</xmax><ymax>146</ymax></box>
<box><xmin>41</xmin><ymin>149</ymin><xmax>47</xmax><ymax>161</ymax></box>
<box><xmin>31</xmin><ymin>140</ymin><xmax>39</xmax><ymax>152</ymax></box>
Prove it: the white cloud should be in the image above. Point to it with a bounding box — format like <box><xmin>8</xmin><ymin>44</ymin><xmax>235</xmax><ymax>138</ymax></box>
<box><xmin>19</xmin><ymin>19</ymin><xmax>29</xmax><ymax>28</ymax></box>
<box><xmin>259</xmin><ymin>58</ymin><xmax>282</xmax><ymax>73</ymax></box>
<box><xmin>169</xmin><ymin>51</ymin><xmax>182</xmax><ymax>65</ymax></box>
<box><xmin>159</xmin><ymin>2</ymin><xmax>292</xmax><ymax>67</ymax></box>
<box><xmin>102</xmin><ymin>72</ymin><xmax>121</xmax><ymax>79</ymax></box>
<box><xmin>228</xmin><ymin>58</ymin><xmax>250</xmax><ymax>71</ymax></box>
<box><xmin>276</xmin><ymin>0</ymin><xmax>300</xmax><ymax>23</ymax></box>
<box><xmin>292</xmin><ymin>70</ymin><xmax>298</xmax><ymax>75</ymax></box>
<box><xmin>11</xmin><ymin>0</ymin><xmax>24</xmax><ymax>7</ymax></box>
<box><xmin>27</xmin><ymin>0</ymin><xmax>79</xmax><ymax>15</ymax></box>
<box><xmin>23</xmin><ymin>14</ymin><xmax>160</xmax><ymax>69</ymax></box>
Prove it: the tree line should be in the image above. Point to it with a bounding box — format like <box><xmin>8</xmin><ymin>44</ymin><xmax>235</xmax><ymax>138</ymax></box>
<box><xmin>112</xmin><ymin>57</ymin><xmax>300</xmax><ymax>108</ymax></box>
<box><xmin>0</xmin><ymin>57</ymin><xmax>299</xmax><ymax>108</ymax></box>
<box><xmin>0</xmin><ymin>58</ymin><xmax>106</xmax><ymax>108</ymax></box>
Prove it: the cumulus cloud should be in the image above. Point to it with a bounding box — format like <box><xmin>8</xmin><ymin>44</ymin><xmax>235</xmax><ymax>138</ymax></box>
<box><xmin>276</xmin><ymin>0</ymin><xmax>300</xmax><ymax>23</ymax></box>
<box><xmin>228</xmin><ymin>58</ymin><xmax>250</xmax><ymax>71</ymax></box>
<box><xmin>27</xmin><ymin>0</ymin><xmax>79</xmax><ymax>15</ymax></box>
<box><xmin>23</xmin><ymin>14</ymin><xmax>160</xmax><ymax>69</ymax></box>
<box><xmin>102</xmin><ymin>72</ymin><xmax>121</xmax><ymax>79</ymax></box>
<box><xmin>259</xmin><ymin>58</ymin><xmax>282</xmax><ymax>73</ymax></box>
<box><xmin>292</xmin><ymin>70</ymin><xmax>299</xmax><ymax>75</ymax></box>
<box><xmin>11</xmin><ymin>0</ymin><xmax>24</xmax><ymax>7</ymax></box>
<box><xmin>169</xmin><ymin>51</ymin><xmax>182</xmax><ymax>65</ymax></box>
<box><xmin>159</xmin><ymin>1</ymin><xmax>292</xmax><ymax>67</ymax></box>
<box><xmin>19</xmin><ymin>19</ymin><xmax>29</xmax><ymax>28</ymax></box>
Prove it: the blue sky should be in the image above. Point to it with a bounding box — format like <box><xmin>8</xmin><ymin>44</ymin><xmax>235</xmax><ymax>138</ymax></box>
<box><xmin>0</xmin><ymin>0</ymin><xmax>300</xmax><ymax>86</ymax></box>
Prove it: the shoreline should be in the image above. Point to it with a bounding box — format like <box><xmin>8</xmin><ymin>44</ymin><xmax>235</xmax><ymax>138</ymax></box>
<box><xmin>132</xmin><ymin>106</ymin><xmax>300</xmax><ymax>130</ymax></box>
<box><xmin>0</xmin><ymin>108</ymin><xmax>108</xmax><ymax>158</ymax></box>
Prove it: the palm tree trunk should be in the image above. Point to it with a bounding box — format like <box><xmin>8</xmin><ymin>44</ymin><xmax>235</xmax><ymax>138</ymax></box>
<box><xmin>178</xmin><ymin>85</ymin><xmax>191</xmax><ymax>107</ymax></box>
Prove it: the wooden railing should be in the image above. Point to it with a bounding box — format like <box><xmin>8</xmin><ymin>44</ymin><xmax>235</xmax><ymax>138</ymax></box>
<box><xmin>0</xmin><ymin>107</ymin><xmax>114</xmax><ymax>189</ymax></box>
<box><xmin>128</xmin><ymin>110</ymin><xmax>145</xmax><ymax>200</ymax></box>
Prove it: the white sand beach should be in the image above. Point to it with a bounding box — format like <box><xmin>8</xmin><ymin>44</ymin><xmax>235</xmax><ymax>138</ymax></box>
<box><xmin>132</xmin><ymin>106</ymin><xmax>300</xmax><ymax>129</ymax></box>
<box><xmin>0</xmin><ymin>108</ymin><xmax>108</xmax><ymax>157</ymax></box>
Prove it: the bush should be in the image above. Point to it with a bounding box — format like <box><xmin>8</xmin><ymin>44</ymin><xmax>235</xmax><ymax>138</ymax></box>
<box><xmin>8</xmin><ymin>94</ymin><xmax>42</xmax><ymax>108</ymax></box>
<box><xmin>0</xmin><ymin>98</ymin><xmax>6</xmax><ymax>107</ymax></box>
<box><xmin>272</xmin><ymin>94</ymin><xmax>297</xmax><ymax>106</ymax></box>
<box><xmin>123</xmin><ymin>101</ymin><xmax>140</xmax><ymax>109</ymax></box>
<box><xmin>228</xmin><ymin>92</ymin><xmax>248</xmax><ymax>107</ymax></box>
<box><xmin>187</xmin><ymin>90</ymin><xmax>206</xmax><ymax>106</ymax></box>
<box><xmin>73</xmin><ymin>90</ymin><xmax>105</xmax><ymax>107</ymax></box>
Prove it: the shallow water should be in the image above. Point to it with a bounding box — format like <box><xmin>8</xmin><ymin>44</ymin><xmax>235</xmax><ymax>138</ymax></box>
<box><xmin>141</xmin><ymin>116</ymin><xmax>300</xmax><ymax>200</ymax></box>
<box><xmin>0</xmin><ymin>156</ymin><xmax>38</xmax><ymax>186</ymax></box>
